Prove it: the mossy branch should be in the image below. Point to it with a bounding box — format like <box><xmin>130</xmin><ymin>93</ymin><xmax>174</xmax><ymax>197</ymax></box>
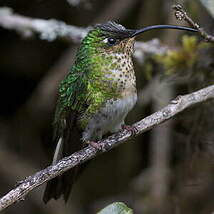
<box><xmin>0</xmin><ymin>84</ymin><xmax>213</xmax><ymax>211</ymax></box>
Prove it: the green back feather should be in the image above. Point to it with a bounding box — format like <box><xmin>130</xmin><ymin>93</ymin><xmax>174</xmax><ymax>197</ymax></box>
<box><xmin>54</xmin><ymin>27</ymin><xmax>119</xmax><ymax>133</ymax></box>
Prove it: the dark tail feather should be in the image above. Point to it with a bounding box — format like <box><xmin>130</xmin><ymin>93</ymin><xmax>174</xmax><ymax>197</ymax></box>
<box><xmin>43</xmin><ymin>111</ymin><xmax>87</xmax><ymax>203</ymax></box>
<box><xmin>62</xmin><ymin>165</ymin><xmax>85</xmax><ymax>202</ymax></box>
<box><xmin>43</xmin><ymin>165</ymin><xmax>86</xmax><ymax>203</ymax></box>
<box><xmin>43</xmin><ymin>175</ymin><xmax>64</xmax><ymax>202</ymax></box>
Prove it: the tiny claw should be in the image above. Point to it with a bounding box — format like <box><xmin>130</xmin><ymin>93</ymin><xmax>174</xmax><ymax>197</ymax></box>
<box><xmin>18</xmin><ymin>197</ymin><xmax>25</xmax><ymax>202</ymax></box>
<box><xmin>171</xmin><ymin>95</ymin><xmax>182</xmax><ymax>104</ymax></box>
<box><xmin>121</xmin><ymin>124</ymin><xmax>138</xmax><ymax>135</ymax></box>
<box><xmin>87</xmin><ymin>141</ymin><xmax>105</xmax><ymax>151</ymax></box>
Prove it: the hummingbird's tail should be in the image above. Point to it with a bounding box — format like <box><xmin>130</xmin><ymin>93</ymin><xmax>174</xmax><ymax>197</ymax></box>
<box><xmin>43</xmin><ymin>112</ymin><xmax>86</xmax><ymax>203</ymax></box>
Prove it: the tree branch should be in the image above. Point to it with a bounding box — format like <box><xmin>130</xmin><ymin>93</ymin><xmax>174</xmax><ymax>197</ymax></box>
<box><xmin>0</xmin><ymin>7</ymin><xmax>169</xmax><ymax>62</ymax></box>
<box><xmin>172</xmin><ymin>4</ymin><xmax>214</xmax><ymax>43</ymax></box>
<box><xmin>0</xmin><ymin>7</ymin><xmax>87</xmax><ymax>42</ymax></box>
<box><xmin>0</xmin><ymin>84</ymin><xmax>213</xmax><ymax>211</ymax></box>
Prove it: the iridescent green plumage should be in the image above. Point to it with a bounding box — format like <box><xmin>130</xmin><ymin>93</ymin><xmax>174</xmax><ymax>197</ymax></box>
<box><xmin>54</xmin><ymin>27</ymin><xmax>120</xmax><ymax>131</ymax></box>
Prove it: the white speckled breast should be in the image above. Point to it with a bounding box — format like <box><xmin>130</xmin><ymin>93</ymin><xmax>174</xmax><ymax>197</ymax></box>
<box><xmin>105</xmin><ymin>52</ymin><xmax>136</xmax><ymax>93</ymax></box>
<box><xmin>82</xmin><ymin>50</ymin><xmax>137</xmax><ymax>141</ymax></box>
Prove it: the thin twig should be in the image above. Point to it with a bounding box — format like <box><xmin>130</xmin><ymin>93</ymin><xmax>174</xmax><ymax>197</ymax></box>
<box><xmin>172</xmin><ymin>4</ymin><xmax>214</xmax><ymax>42</ymax></box>
<box><xmin>0</xmin><ymin>147</ymin><xmax>68</xmax><ymax>214</ymax></box>
<box><xmin>0</xmin><ymin>84</ymin><xmax>213</xmax><ymax>211</ymax></box>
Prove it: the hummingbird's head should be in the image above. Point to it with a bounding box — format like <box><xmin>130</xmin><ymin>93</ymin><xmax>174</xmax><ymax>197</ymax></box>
<box><xmin>81</xmin><ymin>21</ymin><xmax>197</xmax><ymax>56</ymax></box>
<box><xmin>81</xmin><ymin>22</ymin><xmax>136</xmax><ymax>56</ymax></box>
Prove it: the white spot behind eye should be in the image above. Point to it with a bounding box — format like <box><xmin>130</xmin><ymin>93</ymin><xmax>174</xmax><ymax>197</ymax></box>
<box><xmin>103</xmin><ymin>38</ymin><xmax>109</xmax><ymax>44</ymax></box>
<box><xmin>103</xmin><ymin>38</ymin><xmax>117</xmax><ymax>46</ymax></box>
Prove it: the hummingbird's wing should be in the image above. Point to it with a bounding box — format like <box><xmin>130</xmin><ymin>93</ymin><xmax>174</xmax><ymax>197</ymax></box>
<box><xmin>43</xmin><ymin>68</ymin><xmax>89</xmax><ymax>203</ymax></box>
<box><xmin>54</xmin><ymin>69</ymin><xmax>88</xmax><ymax>138</ymax></box>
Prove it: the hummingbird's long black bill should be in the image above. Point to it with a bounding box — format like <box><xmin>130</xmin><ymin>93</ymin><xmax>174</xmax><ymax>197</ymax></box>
<box><xmin>131</xmin><ymin>25</ymin><xmax>198</xmax><ymax>37</ymax></box>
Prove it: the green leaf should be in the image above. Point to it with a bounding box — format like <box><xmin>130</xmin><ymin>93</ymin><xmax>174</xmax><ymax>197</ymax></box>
<box><xmin>97</xmin><ymin>202</ymin><xmax>133</xmax><ymax>214</ymax></box>
<box><xmin>199</xmin><ymin>0</ymin><xmax>214</xmax><ymax>18</ymax></box>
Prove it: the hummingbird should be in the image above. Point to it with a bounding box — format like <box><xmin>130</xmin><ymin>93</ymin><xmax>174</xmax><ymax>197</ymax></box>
<box><xmin>43</xmin><ymin>21</ymin><xmax>197</xmax><ymax>203</ymax></box>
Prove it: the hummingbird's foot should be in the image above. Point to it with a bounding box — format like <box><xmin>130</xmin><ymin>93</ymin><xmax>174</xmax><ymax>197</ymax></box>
<box><xmin>87</xmin><ymin>141</ymin><xmax>105</xmax><ymax>151</ymax></box>
<box><xmin>121</xmin><ymin>124</ymin><xmax>138</xmax><ymax>135</ymax></box>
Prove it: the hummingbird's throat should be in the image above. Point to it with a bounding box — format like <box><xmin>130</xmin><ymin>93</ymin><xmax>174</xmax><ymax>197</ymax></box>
<box><xmin>105</xmin><ymin>37</ymin><xmax>135</xmax><ymax>55</ymax></box>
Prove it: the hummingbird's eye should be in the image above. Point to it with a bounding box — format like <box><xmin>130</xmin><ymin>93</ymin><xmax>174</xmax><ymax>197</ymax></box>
<box><xmin>103</xmin><ymin>37</ymin><xmax>117</xmax><ymax>46</ymax></box>
<box><xmin>107</xmin><ymin>38</ymin><xmax>117</xmax><ymax>45</ymax></box>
